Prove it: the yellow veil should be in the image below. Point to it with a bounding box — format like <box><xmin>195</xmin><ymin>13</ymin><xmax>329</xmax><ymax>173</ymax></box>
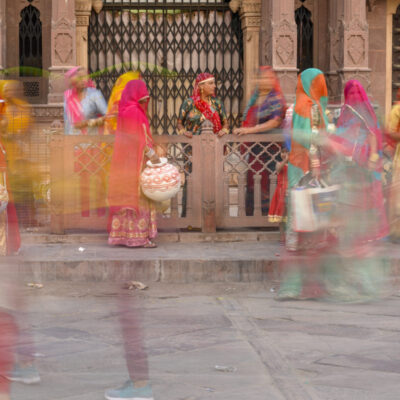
<box><xmin>105</xmin><ymin>71</ymin><xmax>140</xmax><ymax>135</ymax></box>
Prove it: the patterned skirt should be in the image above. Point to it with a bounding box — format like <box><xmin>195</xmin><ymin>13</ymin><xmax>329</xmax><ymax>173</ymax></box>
<box><xmin>108</xmin><ymin>199</ymin><xmax>157</xmax><ymax>247</ymax></box>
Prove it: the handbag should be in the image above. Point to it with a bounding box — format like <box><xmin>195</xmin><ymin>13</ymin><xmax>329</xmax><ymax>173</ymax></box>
<box><xmin>291</xmin><ymin>177</ymin><xmax>339</xmax><ymax>232</ymax></box>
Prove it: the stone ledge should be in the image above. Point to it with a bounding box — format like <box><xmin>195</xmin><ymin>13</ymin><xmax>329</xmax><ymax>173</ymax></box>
<box><xmin>21</xmin><ymin>231</ymin><xmax>280</xmax><ymax>244</ymax></box>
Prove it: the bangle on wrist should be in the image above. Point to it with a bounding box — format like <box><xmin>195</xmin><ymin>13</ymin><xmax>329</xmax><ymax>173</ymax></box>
<box><xmin>146</xmin><ymin>148</ymin><xmax>155</xmax><ymax>158</ymax></box>
<box><xmin>369</xmin><ymin>153</ymin><xmax>379</xmax><ymax>162</ymax></box>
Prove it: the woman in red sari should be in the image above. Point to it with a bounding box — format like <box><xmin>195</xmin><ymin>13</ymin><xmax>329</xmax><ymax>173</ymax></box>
<box><xmin>107</xmin><ymin>80</ymin><xmax>160</xmax><ymax>248</ymax></box>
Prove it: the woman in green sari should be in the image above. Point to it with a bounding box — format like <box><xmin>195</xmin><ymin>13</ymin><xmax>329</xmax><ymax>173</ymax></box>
<box><xmin>277</xmin><ymin>68</ymin><xmax>331</xmax><ymax>300</ymax></box>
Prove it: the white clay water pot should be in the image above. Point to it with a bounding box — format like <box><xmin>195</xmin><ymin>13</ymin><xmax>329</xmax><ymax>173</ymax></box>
<box><xmin>140</xmin><ymin>157</ymin><xmax>181</xmax><ymax>202</ymax></box>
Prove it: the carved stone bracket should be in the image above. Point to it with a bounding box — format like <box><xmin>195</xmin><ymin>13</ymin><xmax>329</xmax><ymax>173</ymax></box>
<box><xmin>75</xmin><ymin>0</ymin><xmax>93</xmax><ymax>69</ymax></box>
<box><xmin>75</xmin><ymin>0</ymin><xmax>92</xmax><ymax>25</ymax></box>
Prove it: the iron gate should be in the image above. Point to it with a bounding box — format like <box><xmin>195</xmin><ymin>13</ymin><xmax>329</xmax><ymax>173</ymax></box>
<box><xmin>393</xmin><ymin>5</ymin><xmax>400</xmax><ymax>102</ymax></box>
<box><xmin>88</xmin><ymin>0</ymin><xmax>243</xmax><ymax>135</ymax></box>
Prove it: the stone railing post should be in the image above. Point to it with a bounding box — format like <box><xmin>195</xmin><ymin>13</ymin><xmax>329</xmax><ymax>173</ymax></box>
<box><xmin>200</xmin><ymin>120</ymin><xmax>217</xmax><ymax>233</ymax></box>
<box><xmin>50</xmin><ymin>132</ymin><xmax>65</xmax><ymax>234</ymax></box>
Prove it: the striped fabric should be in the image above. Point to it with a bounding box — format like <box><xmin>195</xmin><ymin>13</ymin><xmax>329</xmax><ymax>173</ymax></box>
<box><xmin>288</xmin><ymin>68</ymin><xmax>328</xmax><ymax>188</ymax></box>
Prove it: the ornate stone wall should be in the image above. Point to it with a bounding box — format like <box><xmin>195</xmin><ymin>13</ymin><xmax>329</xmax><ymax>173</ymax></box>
<box><xmin>48</xmin><ymin>0</ymin><xmax>77</xmax><ymax>104</ymax></box>
<box><xmin>367</xmin><ymin>0</ymin><xmax>386</xmax><ymax>112</ymax></box>
<box><xmin>327</xmin><ymin>0</ymin><xmax>371</xmax><ymax>102</ymax></box>
<box><xmin>260</xmin><ymin>0</ymin><xmax>298</xmax><ymax>102</ymax></box>
<box><xmin>6</xmin><ymin>0</ymin><xmax>52</xmax><ymax>103</ymax></box>
<box><xmin>229</xmin><ymin>0</ymin><xmax>262</xmax><ymax>106</ymax></box>
<box><xmin>0</xmin><ymin>0</ymin><xmax>5</xmax><ymax>73</ymax></box>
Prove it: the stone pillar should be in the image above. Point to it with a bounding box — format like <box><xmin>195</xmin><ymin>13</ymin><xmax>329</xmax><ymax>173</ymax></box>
<box><xmin>327</xmin><ymin>0</ymin><xmax>370</xmax><ymax>102</ymax></box>
<box><xmin>230</xmin><ymin>0</ymin><xmax>261</xmax><ymax>106</ymax></box>
<box><xmin>0</xmin><ymin>0</ymin><xmax>5</xmax><ymax>74</ymax></box>
<box><xmin>260</xmin><ymin>0</ymin><xmax>298</xmax><ymax>103</ymax></box>
<box><xmin>75</xmin><ymin>0</ymin><xmax>94</xmax><ymax>70</ymax></box>
<box><xmin>48</xmin><ymin>0</ymin><xmax>77</xmax><ymax>104</ymax></box>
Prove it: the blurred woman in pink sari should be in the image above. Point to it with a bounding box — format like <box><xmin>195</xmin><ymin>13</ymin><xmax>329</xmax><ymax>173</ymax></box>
<box><xmin>107</xmin><ymin>80</ymin><xmax>160</xmax><ymax>248</ymax></box>
<box><xmin>330</xmin><ymin>80</ymin><xmax>388</xmax><ymax>247</ymax></box>
<box><xmin>323</xmin><ymin>80</ymin><xmax>389</xmax><ymax>300</ymax></box>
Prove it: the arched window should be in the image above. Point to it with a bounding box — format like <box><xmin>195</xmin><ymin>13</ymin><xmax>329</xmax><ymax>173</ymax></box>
<box><xmin>19</xmin><ymin>3</ymin><xmax>42</xmax><ymax>76</ymax></box>
<box><xmin>393</xmin><ymin>5</ymin><xmax>400</xmax><ymax>102</ymax></box>
<box><xmin>295</xmin><ymin>3</ymin><xmax>313</xmax><ymax>72</ymax></box>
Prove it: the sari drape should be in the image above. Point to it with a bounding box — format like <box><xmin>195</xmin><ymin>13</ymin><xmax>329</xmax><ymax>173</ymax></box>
<box><xmin>105</xmin><ymin>71</ymin><xmax>140</xmax><ymax>135</ymax></box>
<box><xmin>331</xmin><ymin>80</ymin><xmax>388</xmax><ymax>244</ymax></box>
<box><xmin>389</xmin><ymin>101</ymin><xmax>400</xmax><ymax>239</ymax></box>
<box><xmin>107</xmin><ymin>80</ymin><xmax>157</xmax><ymax>247</ymax></box>
<box><xmin>241</xmin><ymin>67</ymin><xmax>286</xmax><ymax>215</ymax></box>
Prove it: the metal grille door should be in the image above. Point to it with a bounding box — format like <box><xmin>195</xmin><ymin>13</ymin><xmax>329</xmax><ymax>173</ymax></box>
<box><xmin>393</xmin><ymin>6</ymin><xmax>400</xmax><ymax>102</ymax></box>
<box><xmin>88</xmin><ymin>0</ymin><xmax>243</xmax><ymax>135</ymax></box>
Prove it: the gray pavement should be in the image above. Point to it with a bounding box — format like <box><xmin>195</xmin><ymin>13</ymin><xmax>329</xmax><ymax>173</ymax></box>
<box><xmin>6</xmin><ymin>281</ymin><xmax>400</xmax><ymax>400</ymax></box>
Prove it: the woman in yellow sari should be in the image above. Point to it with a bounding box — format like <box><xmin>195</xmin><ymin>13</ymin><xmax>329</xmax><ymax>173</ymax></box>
<box><xmin>0</xmin><ymin>80</ymin><xmax>34</xmax><ymax>226</ymax></box>
<box><xmin>388</xmin><ymin>89</ymin><xmax>400</xmax><ymax>241</ymax></box>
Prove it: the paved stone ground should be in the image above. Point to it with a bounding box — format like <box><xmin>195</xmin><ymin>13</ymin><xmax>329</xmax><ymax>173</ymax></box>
<box><xmin>5</xmin><ymin>281</ymin><xmax>400</xmax><ymax>400</ymax></box>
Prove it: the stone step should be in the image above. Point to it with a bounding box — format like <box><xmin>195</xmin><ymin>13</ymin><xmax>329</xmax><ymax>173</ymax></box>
<box><xmin>9</xmin><ymin>240</ymin><xmax>400</xmax><ymax>284</ymax></box>
<box><xmin>20</xmin><ymin>230</ymin><xmax>280</xmax><ymax>244</ymax></box>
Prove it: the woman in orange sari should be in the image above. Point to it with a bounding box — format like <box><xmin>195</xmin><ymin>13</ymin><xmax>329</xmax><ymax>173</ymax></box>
<box><xmin>107</xmin><ymin>80</ymin><xmax>160</xmax><ymax>247</ymax></box>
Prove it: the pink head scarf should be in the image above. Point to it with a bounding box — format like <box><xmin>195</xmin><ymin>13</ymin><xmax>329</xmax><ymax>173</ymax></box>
<box><xmin>64</xmin><ymin>67</ymin><xmax>96</xmax><ymax>132</ymax></box>
<box><xmin>107</xmin><ymin>79</ymin><xmax>152</xmax><ymax>219</ymax></box>
<box><xmin>337</xmin><ymin>79</ymin><xmax>382</xmax><ymax>150</ymax></box>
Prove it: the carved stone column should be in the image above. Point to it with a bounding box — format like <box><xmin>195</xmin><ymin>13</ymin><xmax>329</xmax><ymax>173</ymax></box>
<box><xmin>328</xmin><ymin>0</ymin><xmax>370</xmax><ymax>101</ymax></box>
<box><xmin>231</xmin><ymin>0</ymin><xmax>261</xmax><ymax>105</ymax></box>
<box><xmin>0</xmin><ymin>0</ymin><xmax>5</xmax><ymax>74</ymax></box>
<box><xmin>48</xmin><ymin>0</ymin><xmax>77</xmax><ymax>104</ymax></box>
<box><xmin>260</xmin><ymin>0</ymin><xmax>298</xmax><ymax>103</ymax></box>
<box><xmin>200</xmin><ymin>120</ymin><xmax>217</xmax><ymax>233</ymax></box>
<box><xmin>75</xmin><ymin>0</ymin><xmax>92</xmax><ymax>70</ymax></box>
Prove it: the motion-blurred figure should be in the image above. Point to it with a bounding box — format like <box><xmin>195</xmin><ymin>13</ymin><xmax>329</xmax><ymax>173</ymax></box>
<box><xmin>234</xmin><ymin>66</ymin><xmax>286</xmax><ymax>215</ymax></box>
<box><xmin>64</xmin><ymin>67</ymin><xmax>108</xmax><ymax>217</ymax></box>
<box><xmin>105</xmin><ymin>71</ymin><xmax>140</xmax><ymax>136</ymax></box>
<box><xmin>268</xmin><ymin>145</ymin><xmax>289</xmax><ymax>243</ymax></box>
<box><xmin>0</xmin><ymin>80</ymin><xmax>35</xmax><ymax>227</ymax></box>
<box><xmin>277</xmin><ymin>68</ymin><xmax>331</xmax><ymax>300</ymax></box>
<box><xmin>107</xmin><ymin>79</ymin><xmax>160</xmax><ymax>248</ymax></box>
<box><xmin>324</xmin><ymin>80</ymin><xmax>389</xmax><ymax>300</ymax></box>
<box><xmin>388</xmin><ymin>88</ymin><xmax>400</xmax><ymax>242</ymax></box>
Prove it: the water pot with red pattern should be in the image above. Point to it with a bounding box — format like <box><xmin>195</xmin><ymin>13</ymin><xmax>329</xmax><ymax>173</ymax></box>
<box><xmin>140</xmin><ymin>157</ymin><xmax>181</xmax><ymax>202</ymax></box>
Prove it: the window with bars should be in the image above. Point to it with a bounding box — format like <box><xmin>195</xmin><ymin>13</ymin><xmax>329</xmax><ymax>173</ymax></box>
<box><xmin>88</xmin><ymin>0</ymin><xmax>243</xmax><ymax>135</ymax></box>
<box><xmin>19</xmin><ymin>3</ymin><xmax>43</xmax><ymax>77</ymax></box>
<box><xmin>393</xmin><ymin>5</ymin><xmax>400</xmax><ymax>103</ymax></box>
<box><xmin>295</xmin><ymin>3</ymin><xmax>313</xmax><ymax>72</ymax></box>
